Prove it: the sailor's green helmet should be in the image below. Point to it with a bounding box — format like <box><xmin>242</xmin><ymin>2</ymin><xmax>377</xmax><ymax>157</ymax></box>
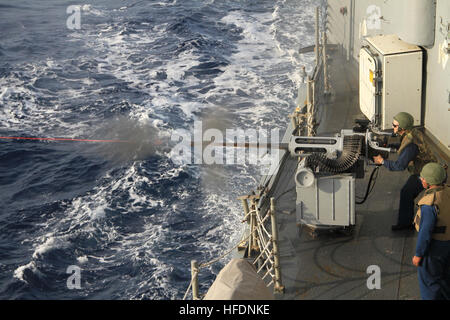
<box><xmin>420</xmin><ymin>162</ymin><xmax>447</xmax><ymax>185</ymax></box>
<box><xmin>393</xmin><ymin>112</ymin><xmax>414</xmax><ymax>131</ymax></box>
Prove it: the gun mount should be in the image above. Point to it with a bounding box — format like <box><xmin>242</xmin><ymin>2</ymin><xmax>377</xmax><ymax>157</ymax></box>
<box><xmin>287</xmin><ymin>127</ymin><xmax>394</xmax><ymax>233</ymax></box>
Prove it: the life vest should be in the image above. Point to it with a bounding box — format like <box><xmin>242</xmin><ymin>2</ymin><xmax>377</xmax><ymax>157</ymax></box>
<box><xmin>397</xmin><ymin>129</ymin><xmax>436</xmax><ymax>175</ymax></box>
<box><xmin>414</xmin><ymin>185</ymin><xmax>450</xmax><ymax>242</ymax></box>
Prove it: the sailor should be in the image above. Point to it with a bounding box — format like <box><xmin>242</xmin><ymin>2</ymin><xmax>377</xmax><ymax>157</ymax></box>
<box><xmin>373</xmin><ymin>112</ymin><xmax>436</xmax><ymax>230</ymax></box>
<box><xmin>413</xmin><ymin>162</ymin><xmax>450</xmax><ymax>300</ymax></box>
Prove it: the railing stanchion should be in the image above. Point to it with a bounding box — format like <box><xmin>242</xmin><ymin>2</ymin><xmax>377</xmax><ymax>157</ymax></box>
<box><xmin>270</xmin><ymin>198</ymin><xmax>285</xmax><ymax>293</ymax></box>
<box><xmin>191</xmin><ymin>260</ymin><xmax>199</xmax><ymax>300</ymax></box>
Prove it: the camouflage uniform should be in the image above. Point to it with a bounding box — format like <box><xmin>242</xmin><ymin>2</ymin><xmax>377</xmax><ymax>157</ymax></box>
<box><xmin>397</xmin><ymin>128</ymin><xmax>437</xmax><ymax>175</ymax></box>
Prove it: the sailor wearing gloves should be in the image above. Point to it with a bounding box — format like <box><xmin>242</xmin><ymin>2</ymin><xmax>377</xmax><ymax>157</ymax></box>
<box><xmin>373</xmin><ymin>112</ymin><xmax>435</xmax><ymax>230</ymax></box>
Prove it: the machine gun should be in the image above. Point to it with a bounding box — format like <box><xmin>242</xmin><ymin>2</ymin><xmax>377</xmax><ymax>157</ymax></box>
<box><xmin>190</xmin><ymin>118</ymin><xmax>394</xmax><ymax>235</ymax></box>
<box><xmin>287</xmin><ymin>120</ymin><xmax>394</xmax><ymax>235</ymax></box>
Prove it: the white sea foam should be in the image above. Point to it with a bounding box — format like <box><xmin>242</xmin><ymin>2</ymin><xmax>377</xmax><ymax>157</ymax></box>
<box><xmin>77</xmin><ymin>255</ymin><xmax>89</xmax><ymax>264</ymax></box>
<box><xmin>202</xmin><ymin>10</ymin><xmax>289</xmax><ymax>128</ymax></box>
<box><xmin>31</xmin><ymin>235</ymin><xmax>70</xmax><ymax>259</ymax></box>
<box><xmin>13</xmin><ymin>261</ymin><xmax>38</xmax><ymax>282</ymax></box>
<box><xmin>81</xmin><ymin>4</ymin><xmax>104</xmax><ymax>16</ymax></box>
<box><xmin>202</xmin><ymin>0</ymin><xmax>320</xmax><ymax>131</ymax></box>
<box><xmin>84</xmin><ymin>17</ymin><xmax>209</xmax><ymax>123</ymax></box>
<box><xmin>0</xmin><ymin>63</ymin><xmax>93</xmax><ymax>136</ymax></box>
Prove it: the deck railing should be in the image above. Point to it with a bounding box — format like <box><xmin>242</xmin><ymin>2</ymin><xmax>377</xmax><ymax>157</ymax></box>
<box><xmin>183</xmin><ymin>195</ymin><xmax>284</xmax><ymax>300</ymax></box>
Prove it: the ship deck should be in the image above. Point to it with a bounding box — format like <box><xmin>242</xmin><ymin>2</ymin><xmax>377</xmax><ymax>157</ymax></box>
<box><xmin>273</xmin><ymin>48</ymin><xmax>420</xmax><ymax>300</ymax></box>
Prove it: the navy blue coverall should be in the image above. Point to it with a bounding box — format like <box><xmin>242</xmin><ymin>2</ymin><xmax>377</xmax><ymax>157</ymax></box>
<box><xmin>383</xmin><ymin>142</ymin><xmax>424</xmax><ymax>226</ymax></box>
<box><xmin>416</xmin><ymin>204</ymin><xmax>450</xmax><ymax>300</ymax></box>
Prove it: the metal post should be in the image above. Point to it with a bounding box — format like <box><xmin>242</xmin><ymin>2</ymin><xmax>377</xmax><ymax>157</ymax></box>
<box><xmin>311</xmin><ymin>79</ymin><xmax>315</xmax><ymax>136</ymax></box>
<box><xmin>306</xmin><ymin>75</ymin><xmax>311</xmax><ymax>108</ymax></box>
<box><xmin>306</xmin><ymin>76</ymin><xmax>313</xmax><ymax>137</ymax></box>
<box><xmin>270</xmin><ymin>198</ymin><xmax>284</xmax><ymax>293</ymax></box>
<box><xmin>300</xmin><ymin>65</ymin><xmax>307</xmax><ymax>84</ymax></box>
<box><xmin>252</xmin><ymin>203</ymin><xmax>259</xmax><ymax>252</ymax></box>
<box><xmin>238</xmin><ymin>197</ymin><xmax>251</xmax><ymax>251</ymax></box>
<box><xmin>191</xmin><ymin>260</ymin><xmax>199</xmax><ymax>300</ymax></box>
<box><xmin>241</xmin><ymin>198</ymin><xmax>250</xmax><ymax>223</ymax></box>
<box><xmin>312</xmin><ymin>77</ymin><xmax>315</xmax><ymax>109</ymax></box>
<box><xmin>322</xmin><ymin>31</ymin><xmax>329</xmax><ymax>94</ymax></box>
<box><xmin>315</xmin><ymin>7</ymin><xmax>320</xmax><ymax>66</ymax></box>
<box><xmin>347</xmin><ymin>0</ymin><xmax>354</xmax><ymax>61</ymax></box>
<box><xmin>248</xmin><ymin>205</ymin><xmax>254</xmax><ymax>258</ymax></box>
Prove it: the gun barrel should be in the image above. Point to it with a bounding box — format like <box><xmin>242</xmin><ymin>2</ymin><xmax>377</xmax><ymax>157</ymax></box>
<box><xmin>189</xmin><ymin>141</ymin><xmax>289</xmax><ymax>150</ymax></box>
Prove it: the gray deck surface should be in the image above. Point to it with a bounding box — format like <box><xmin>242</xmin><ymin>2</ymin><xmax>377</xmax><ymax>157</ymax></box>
<box><xmin>273</xmin><ymin>49</ymin><xmax>420</xmax><ymax>300</ymax></box>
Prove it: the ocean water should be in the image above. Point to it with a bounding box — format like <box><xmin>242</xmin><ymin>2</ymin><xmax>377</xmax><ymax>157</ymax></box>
<box><xmin>0</xmin><ymin>0</ymin><xmax>320</xmax><ymax>299</ymax></box>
